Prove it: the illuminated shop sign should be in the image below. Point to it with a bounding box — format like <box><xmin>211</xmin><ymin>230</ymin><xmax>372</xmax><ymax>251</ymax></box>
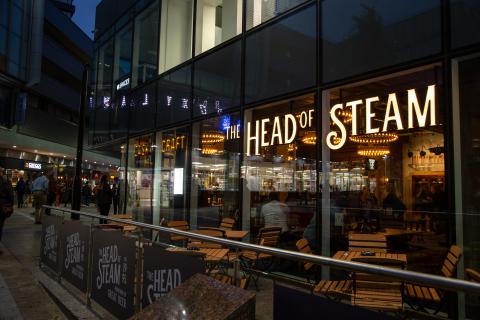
<box><xmin>245</xmin><ymin>109</ymin><xmax>315</xmax><ymax>156</ymax></box>
<box><xmin>25</xmin><ymin>161</ymin><xmax>42</xmax><ymax>170</ymax></box>
<box><xmin>326</xmin><ymin>84</ymin><xmax>437</xmax><ymax>150</ymax></box>
<box><xmin>162</xmin><ymin>136</ymin><xmax>186</xmax><ymax>152</ymax></box>
<box><xmin>116</xmin><ymin>77</ymin><xmax>130</xmax><ymax>91</ymax></box>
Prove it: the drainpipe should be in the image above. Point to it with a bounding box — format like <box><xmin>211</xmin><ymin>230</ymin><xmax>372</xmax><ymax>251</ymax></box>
<box><xmin>26</xmin><ymin>0</ymin><xmax>45</xmax><ymax>87</ymax></box>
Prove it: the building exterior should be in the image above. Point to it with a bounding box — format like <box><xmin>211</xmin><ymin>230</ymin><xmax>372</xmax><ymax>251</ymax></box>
<box><xmin>0</xmin><ymin>0</ymin><xmax>117</xmax><ymax>185</ymax></box>
<box><xmin>91</xmin><ymin>0</ymin><xmax>480</xmax><ymax>317</ymax></box>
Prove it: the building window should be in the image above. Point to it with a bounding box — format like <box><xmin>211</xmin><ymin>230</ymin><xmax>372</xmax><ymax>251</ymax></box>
<box><xmin>127</xmin><ymin>134</ymin><xmax>155</xmax><ymax>226</ymax></box>
<box><xmin>322</xmin><ymin>0</ymin><xmax>441</xmax><ymax>83</ymax></box>
<box><xmin>153</xmin><ymin>127</ymin><xmax>190</xmax><ymax>227</ymax></box>
<box><xmin>190</xmin><ymin>113</ymin><xmax>241</xmax><ymax>229</ymax></box>
<box><xmin>158</xmin><ymin>0</ymin><xmax>193</xmax><ymax>73</ymax></box>
<box><xmin>195</xmin><ymin>0</ymin><xmax>242</xmax><ymax>55</ymax></box>
<box><xmin>96</xmin><ymin>40</ymin><xmax>114</xmax><ymax>108</ymax></box>
<box><xmin>242</xmin><ymin>94</ymin><xmax>317</xmax><ymax>245</ymax></box>
<box><xmin>113</xmin><ymin>23</ymin><xmax>132</xmax><ymax>87</ymax></box>
<box><xmin>246</xmin><ymin>0</ymin><xmax>308</xmax><ymax>30</ymax></box>
<box><xmin>321</xmin><ymin>65</ymin><xmax>446</xmax><ymax>272</ymax></box>
<box><xmin>450</xmin><ymin>0</ymin><xmax>480</xmax><ymax>48</ymax></box>
<box><xmin>132</xmin><ymin>1</ymin><xmax>159</xmax><ymax>87</ymax></box>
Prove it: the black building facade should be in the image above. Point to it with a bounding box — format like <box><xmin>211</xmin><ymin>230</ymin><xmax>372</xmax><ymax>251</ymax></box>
<box><xmin>91</xmin><ymin>1</ymin><xmax>480</xmax><ymax>317</ymax></box>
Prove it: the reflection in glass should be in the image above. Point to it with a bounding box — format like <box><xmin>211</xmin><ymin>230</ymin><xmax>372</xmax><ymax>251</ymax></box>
<box><xmin>153</xmin><ymin>127</ymin><xmax>189</xmax><ymax>229</ymax></box>
<box><xmin>245</xmin><ymin>4</ymin><xmax>316</xmax><ymax>104</ymax></box>
<box><xmin>322</xmin><ymin>66</ymin><xmax>446</xmax><ymax>274</ymax></box>
<box><xmin>242</xmin><ymin>95</ymin><xmax>317</xmax><ymax>246</ymax></box>
<box><xmin>246</xmin><ymin>0</ymin><xmax>308</xmax><ymax>30</ymax></box>
<box><xmin>195</xmin><ymin>0</ymin><xmax>242</xmax><ymax>55</ymax></box>
<box><xmin>132</xmin><ymin>1</ymin><xmax>159</xmax><ymax>87</ymax></box>
<box><xmin>113</xmin><ymin>23</ymin><xmax>132</xmax><ymax>85</ymax></box>
<box><xmin>129</xmin><ymin>83</ymin><xmax>156</xmax><ymax>134</ymax></box>
<box><xmin>190</xmin><ymin>113</ymin><xmax>241</xmax><ymax>229</ymax></box>
<box><xmin>194</xmin><ymin>41</ymin><xmax>242</xmax><ymax>117</ymax></box>
<box><xmin>322</xmin><ymin>0</ymin><xmax>441</xmax><ymax>82</ymax></box>
<box><xmin>159</xmin><ymin>0</ymin><xmax>193</xmax><ymax>73</ymax></box>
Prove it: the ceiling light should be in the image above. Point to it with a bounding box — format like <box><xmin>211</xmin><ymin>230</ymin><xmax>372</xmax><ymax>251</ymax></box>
<box><xmin>349</xmin><ymin>132</ymin><xmax>399</xmax><ymax>144</ymax></box>
<box><xmin>357</xmin><ymin>145</ymin><xmax>390</xmax><ymax>157</ymax></box>
<box><xmin>302</xmin><ymin>131</ymin><xmax>316</xmax><ymax>145</ymax></box>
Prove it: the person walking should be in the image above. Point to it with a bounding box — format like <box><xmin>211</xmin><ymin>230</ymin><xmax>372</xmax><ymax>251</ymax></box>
<box><xmin>0</xmin><ymin>167</ymin><xmax>14</xmax><ymax>254</ymax></box>
<box><xmin>45</xmin><ymin>174</ymin><xmax>57</xmax><ymax>215</ymax></box>
<box><xmin>15</xmin><ymin>177</ymin><xmax>26</xmax><ymax>208</ymax></box>
<box><xmin>96</xmin><ymin>175</ymin><xmax>112</xmax><ymax>224</ymax></box>
<box><xmin>32</xmin><ymin>172</ymin><xmax>49</xmax><ymax>224</ymax></box>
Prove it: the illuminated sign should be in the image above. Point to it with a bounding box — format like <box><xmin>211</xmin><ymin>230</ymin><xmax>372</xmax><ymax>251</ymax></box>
<box><xmin>25</xmin><ymin>161</ymin><xmax>42</xmax><ymax>170</ymax></box>
<box><xmin>245</xmin><ymin>109</ymin><xmax>315</xmax><ymax>156</ymax></box>
<box><xmin>162</xmin><ymin>136</ymin><xmax>186</xmax><ymax>152</ymax></box>
<box><xmin>116</xmin><ymin>78</ymin><xmax>130</xmax><ymax>91</ymax></box>
<box><xmin>326</xmin><ymin>85</ymin><xmax>437</xmax><ymax>150</ymax></box>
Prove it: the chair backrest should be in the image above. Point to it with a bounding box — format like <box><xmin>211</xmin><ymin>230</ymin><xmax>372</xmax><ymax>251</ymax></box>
<box><xmin>189</xmin><ymin>227</ymin><xmax>225</xmax><ymax>249</ymax></box>
<box><xmin>219</xmin><ymin>217</ymin><xmax>235</xmax><ymax>230</ymax></box>
<box><xmin>167</xmin><ymin>220</ymin><xmax>189</xmax><ymax>231</ymax></box>
<box><xmin>196</xmin><ymin>227</ymin><xmax>226</xmax><ymax>238</ymax></box>
<box><xmin>348</xmin><ymin>233</ymin><xmax>387</xmax><ymax>253</ymax></box>
<box><xmin>351</xmin><ymin>256</ymin><xmax>406</xmax><ymax>287</ymax></box>
<box><xmin>258</xmin><ymin>227</ymin><xmax>282</xmax><ymax>247</ymax></box>
<box><xmin>440</xmin><ymin>245</ymin><xmax>462</xmax><ymax>278</ymax></box>
<box><xmin>111</xmin><ymin>214</ymin><xmax>133</xmax><ymax>220</ymax></box>
<box><xmin>296</xmin><ymin>238</ymin><xmax>314</xmax><ymax>271</ymax></box>
<box><xmin>466</xmin><ymin>268</ymin><xmax>480</xmax><ymax>283</ymax></box>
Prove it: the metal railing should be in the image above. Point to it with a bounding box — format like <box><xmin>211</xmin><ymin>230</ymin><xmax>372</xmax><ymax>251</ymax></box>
<box><xmin>44</xmin><ymin>205</ymin><xmax>480</xmax><ymax>295</ymax></box>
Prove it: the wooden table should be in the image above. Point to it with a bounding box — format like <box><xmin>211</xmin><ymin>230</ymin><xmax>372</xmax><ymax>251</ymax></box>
<box><xmin>166</xmin><ymin>247</ymin><xmax>229</xmax><ymax>264</ymax></box>
<box><xmin>96</xmin><ymin>224</ymin><xmax>137</xmax><ymax>232</ymax></box>
<box><xmin>333</xmin><ymin>250</ymin><xmax>407</xmax><ymax>264</ymax></box>
<box><xmin>225</xmin><ymin>230</ymin><xmax>249</xmax><ymax>240</ymax></box>
<box><xmin>333</xmin><ymin>250</ymin><xmax>407</xmax><ymax>312</ymax></box>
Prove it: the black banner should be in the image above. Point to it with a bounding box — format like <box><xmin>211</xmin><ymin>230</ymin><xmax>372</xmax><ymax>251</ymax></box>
<box><xmin>142</xmin><ymin>246</ymin><xmax>204</xmax><ymax>308</ymax></box>
<box><xmin>91</xmin><ymin>230</ymin><xmax>136</xmax><ymax>319</ymax></box>
<box><xmin>61</xmin><ymin>221</ymin><xmax>90</xmax><ymax>292</ymax></box>
<box><xmin>40</xmin><ymin>215</ymin><xmax>63</xmax><ymax>272</ymax></box>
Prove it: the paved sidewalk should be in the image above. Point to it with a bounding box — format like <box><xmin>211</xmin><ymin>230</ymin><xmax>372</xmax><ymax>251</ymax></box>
<box><xmin>0</xmin><ymin>207</ymin><xmax>65</xmax><ymax>320</ymax></box>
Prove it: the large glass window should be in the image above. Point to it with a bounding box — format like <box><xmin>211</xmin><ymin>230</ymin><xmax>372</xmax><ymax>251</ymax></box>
<box><xmin>159</xmin><ymin>0</ymin><xmax>193</xmax><ymax>73</ymax></box>
<box><xmin>190</xmin><ymin>113</ymin><xmax>241</xmax><ymax>229</ymax></box>
<box><xmin>242</xmin><ymin>95</ymin><xmax>317</xmax><ymax>246</ymax></box>
<box><xmin>132</xmin><ymin>1</ymin><xmax>159</xmax><ymax>87</ymax></box>
<box><xmin>153</xmin><ymin>127</ymin><xmax>190</xmax><ymax>227</ymax></box>
<box><xmin>246</xmin><ymin>0</ymin><xmax>308</xmax><ymax>30</ymax></box>
<box><xmin>450</xmin><ymin>0</ymin><xmax>480</xmax><ymax>49</ymax></box>
<box><xmin>113</xmin><ymin>23</ymin><xmax>132</xmax><ymax>85</ymax></box>
<box><xmin>127</xmin><ymin>134</ymin><xmax>155</xmax><ymax>225</ymax></box>
<box><xmin>452</xmin><ymin>55</ymin><xmax>480</xmax><ymax>318</ymax></box>
<box><xmin>156</xmin><ymin>64</ymin><xmax>192</xmax><ymax>127</ymax></box>
<box><xmin>321</xmin><ymin>66</ymin><xmax>446</xmax><ymax>274</ymax></box>
<box><xmin>245</xmin><ymin>4</ymin><xmax>316</xmax><ymax>104</ymax></box>
<box><xmin>194</xmin><ymin>40</ymin><xmax>241</xmax><ymax>117</ymax></box>
<box><xmin>129</xmin><ymin>83</ymin><xmax>156</xmax><ymax>134</ymax></box>
<box><xmin>195</xmin><ymin>0</ymin><xmax>242</xmax><ymax>55</ymax></box>
<box><xmin>95</xmin><ymin>40</ymin><xmax>114</xmax><ymax>143</ymax></box>
<box><xmin>110</xmin><ymin>91</ymin><xmax>131</xmax><ymax>140</ymax></box>
<box><xmin>322</xmin><ymin>0</ymin><xmax>441</xmax><ymax>83</ymax></box>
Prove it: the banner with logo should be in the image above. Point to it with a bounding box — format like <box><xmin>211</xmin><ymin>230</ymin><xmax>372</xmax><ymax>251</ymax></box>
<box><xmin>142</xmin><ymin>246</ymin><xmax>204</xmax><ymax>308</ymax></box>
<box><xmin>60</xmin><ymin>221</ymin><xmax>90</xmax><ymax>292</ymax></box>
<box><xmin>91</xmin><ymin>230</ymin><xmax>136</xmax><ymax>319</ymax></box>
<box><xmin>40</xmin><ymin>215</ymin><xmax>63</xmax><ymax>272</ymax></box>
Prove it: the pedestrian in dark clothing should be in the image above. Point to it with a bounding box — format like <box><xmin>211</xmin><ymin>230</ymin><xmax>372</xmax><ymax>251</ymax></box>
<box><xmin>45</xmin><ymin>175</ymin><xmax>57</xmax><ymax>215</ymax></box>
<box><xmin>96</xmin><ymin>175</ymin><xmax>112</xmax><ymax>224</ymax></box>
<box><xmin>15</xmin><ymin>177</ymin><xmax>26</xmax><ymax>208</ymax></box>
<box><xmin>0</xmin><ymin>167</ymin><xmax>14</xmax><ymax>254</ymax></box>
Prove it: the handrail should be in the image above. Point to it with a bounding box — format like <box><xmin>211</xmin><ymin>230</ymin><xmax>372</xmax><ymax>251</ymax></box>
<box><xmin>44</xmin><ymin>205</ymin><xmax>480</xmax><ymax>295</ymax></box>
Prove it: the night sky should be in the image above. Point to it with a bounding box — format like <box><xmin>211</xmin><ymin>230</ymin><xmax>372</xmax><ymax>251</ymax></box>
<box><xmin>72</xmin><ymin>0</ymin><xmax>101</xmax><ymax>39</ymax></box>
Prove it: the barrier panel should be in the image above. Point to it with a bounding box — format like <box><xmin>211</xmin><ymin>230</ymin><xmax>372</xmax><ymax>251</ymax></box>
<box><xmin>90</xmin><ymin>230</ymin><xmax>136</xmax><ymax>320</ymax></box>
<box><xmin>60</xmin><ymin>221</ymin><xmax>90</xmax><ymax>292</ymax></box>
<box><xmin>142</xmin><ymin>246</ymin><xmax>205</xmax><ymax>308</ymax></box>
<box><xmin>40</xmin><ymin>215</ymin><xmax>63</xmax><ymax>273</ymax></box>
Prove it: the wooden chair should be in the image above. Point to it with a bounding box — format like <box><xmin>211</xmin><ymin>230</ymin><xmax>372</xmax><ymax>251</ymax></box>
<box><xmin>348</xmin><ymin>233</ymin><xmax>388</xmax><ymax>253</ymax></box>
<box><xmin>167</xmin><ymin>220</ymin><xmax>190</xmax><ymax>244</ymax></box>
<box><xmin>405</xmin><ymin>245</ymin><xmax>462</xmax><ymax>314</ymax></box>
<box><xmin>296</xmin><ymin>239</ymin><xmax>315</xmax><ymax>278</ymax></box>
<box><xmin>219</xmin><ymin>217</ymin><xmax>235</xmax><ymax>230</ymax></box>
<box><xmin>189</xmin><ymin>227</ymin><xmax>226</xmax><ymax>249</ymax></box>
<box><xmin>351</xmin><ymin>256</ymin><xmax>406</xmax><ymax>313</ymax></box>
<box><xmin>466</xmin><ymin>268</ymin><xmax>480</xmax><ymax>283</ymax></box>
<box><xmin>240</xmin><ymin>227</ymin><xmax>282</xmax><ymax>290</ymax></box>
